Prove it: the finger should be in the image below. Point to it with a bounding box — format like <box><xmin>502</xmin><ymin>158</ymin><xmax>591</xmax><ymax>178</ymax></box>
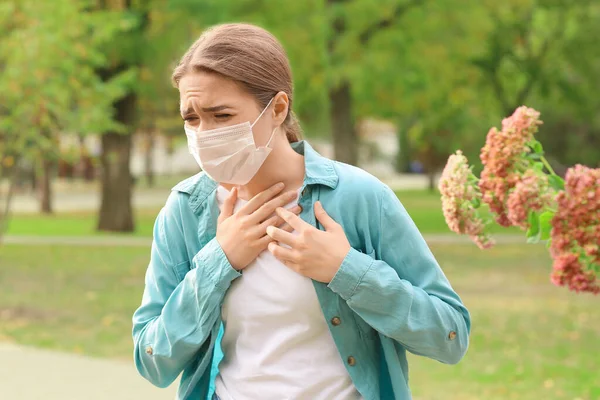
<box><xmin>266</xmin><ymin>226</ymin><xmax>297</xmax><ymax>247</ymax></box>
<box><xmin>254</xmin><ymin>206</ymin><xmax>302</xmax><ymax>236</ymax></box>
<box><xmin>250</xmin><ymin>190</ymin><xmax>298</xmax><ymax>223</ymax></box>
<box><xmin>238</xmin><ymin>182</ymin><xmax>285</xmax><ymax>216</ymax></box>
<box><xmin>277</xmin><ymin>222</ymin><xmax>294</xmax><ymax>233</ymax></box>
<box><xmin>291</xmin><ymin>205</ymin><xmax>303</xmax><ymax>215</ymax></box>
<box><xmin>219</xmin><ymin>187</ymin><xmax>238</xmax><ymax>221</ymax></box>
<box><xmin>314</xmin><ymin>201</ymin><xmax>338</xmax><ymax>231</ymax></box>
<box><xmin>275</xmin><ymin>207</ymin><xmax>306</xmax><ymax>231</ymax></box>
<box><xmin>258</xmin><ymin>214</ymin><xmax>282</xmax><ymax>232</ymax></box>
<box><xmin>268</xmin><ymin>242</ymin><xmax>297</xmax><ymax>262</ymax></box>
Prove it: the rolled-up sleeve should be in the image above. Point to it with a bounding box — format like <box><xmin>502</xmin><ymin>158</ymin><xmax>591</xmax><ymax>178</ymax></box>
<box><xmin>329</xmin><ymin>185</ymin><xmax>470</xmax><ymax>364</ymax></box>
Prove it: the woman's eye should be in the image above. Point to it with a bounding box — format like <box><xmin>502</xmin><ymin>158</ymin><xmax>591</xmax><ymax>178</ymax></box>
<box><xmin>215</xmin><ymin>114</ymin><xmax>232</xmax><ymax>119</ymax></box>
<box><xmin>184</xmin><ymin>116</ymin><xmax>198</xmax><ymax>122</ymax></box>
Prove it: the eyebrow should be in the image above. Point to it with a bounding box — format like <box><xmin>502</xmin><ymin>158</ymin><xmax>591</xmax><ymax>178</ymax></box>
<box><xmin>180</xmin><ymin>105</ymin><xmax>231</xmax><ymax>117</ymax></box>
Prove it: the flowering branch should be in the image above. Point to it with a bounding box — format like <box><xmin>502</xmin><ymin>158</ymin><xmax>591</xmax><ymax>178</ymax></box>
<box><xmin>439</xmin><ymin>107</ymin><xmax>599</xmax><ymax>294</ymax></box>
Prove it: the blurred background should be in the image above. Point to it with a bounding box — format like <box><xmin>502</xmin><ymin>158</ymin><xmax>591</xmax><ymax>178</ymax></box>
<box><xmin>0</xmin><ymin>0</ymin><xmax>598</xmax><ymax>399</ymax></box>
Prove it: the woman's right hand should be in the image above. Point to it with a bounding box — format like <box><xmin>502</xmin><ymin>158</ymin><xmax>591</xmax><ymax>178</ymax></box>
<box><xmin>217</xmin><ymin>183</ymin><xmax>301</xmax><ymax>271</ymax></box>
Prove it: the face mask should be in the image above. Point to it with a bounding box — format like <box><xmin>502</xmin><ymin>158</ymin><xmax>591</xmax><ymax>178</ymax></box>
<box><xmin>185</xmin><ymin>98</ymin><xmax>277</xmax><ymax>185</ymax></box>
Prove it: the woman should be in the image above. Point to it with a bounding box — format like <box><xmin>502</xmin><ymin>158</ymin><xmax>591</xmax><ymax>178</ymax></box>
<box><xmin>132</xmin><ymin>23</ymin><xmax>470</xmax><ymax>400</ymax></box>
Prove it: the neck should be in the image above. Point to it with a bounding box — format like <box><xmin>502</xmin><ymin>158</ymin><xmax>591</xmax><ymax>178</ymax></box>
<box><xmin>224</xmin><ymin>137</ymin><xmax>305</xmax><ymax>200</ymax></box>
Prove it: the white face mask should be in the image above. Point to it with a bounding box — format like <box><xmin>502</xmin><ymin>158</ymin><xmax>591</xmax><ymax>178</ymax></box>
<box><xmin>184</xmin><ymin>98</ymin><xmax>277</xmax><ymax>185</ymax></box>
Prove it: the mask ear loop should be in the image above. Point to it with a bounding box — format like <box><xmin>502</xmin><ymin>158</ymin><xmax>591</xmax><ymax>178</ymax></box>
<box><xmin>251</xmin><ymin>96</ymin><xmax>280</xmax><ymax>149</ymax></box>
<box><xmin>264</xmin><ymin>127</ymin><xmax>278</xmax><ymax>149</ymax></box>
<box><xmin>250</xmin><ymin>97</ymin><xmax>276</xmax><ymax>128</ymax></box>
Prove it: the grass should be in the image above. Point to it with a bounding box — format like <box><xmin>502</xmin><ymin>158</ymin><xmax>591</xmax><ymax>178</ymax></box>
<box><xmin>6</xmin><ymin>189</ymin><xmax>520</xmax><ymax>237</ymax></box>
<box><xmin>6</xmin><ymin>209</ymin><xmax>158</xmax><ymax>237</ymax></box>
<box><xmin>396</xmin><ymin>190</ymin><xmax>521</xmax><ymax>235</ymax></box>
<box><xmin>0</xmin><ymin>243</ymin><xmax>598</xmax><ymax>399</ymax></box>
<box><xmin>0</xmin><ymin>245</ymin><xmax>147</xmax><ymax>359</ymax></box>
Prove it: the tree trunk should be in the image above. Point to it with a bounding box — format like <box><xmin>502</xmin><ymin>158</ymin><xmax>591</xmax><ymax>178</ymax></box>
<box><xmin>97</xmin><ymin>93</ymin><xmax>136</xmax><ymax>232</ymax></box>
<box><xmin>144</xmin><ymin>131</ymin><xmax>155</xmax><ymax>187</ymax></box>
<box><xmin>0</xmin><ymin>161</ymin><xmax>19</xmax><ymax>243</ymax></box>
<box><xmin>395</xmin><ymin>129</ymin><xmax>412</xmax><ymax>173</ymax></box>
<box><xmin>29</xmin><ymin>165</ymin><xmax>37</xmax><ymax>193</ymax></box>
<box><xmin>427</xmin><ymin>170</ymin><xmax>436</xmax><ymax>192</ymax></box>
<box><xmin>39</xmin><ymin>158</ymin><xmax>53</xmax><ymax>214</ymax></box>
<box><xmin>329</xmin><ymin>80</ymin><xmax>358</xmax><ymax>165</ymax></box>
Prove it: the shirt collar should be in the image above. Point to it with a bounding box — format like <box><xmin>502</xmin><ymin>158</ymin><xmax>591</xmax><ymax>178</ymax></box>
<box><xmin>172</xmin><ymin>140</ymin><xmax>338</xmax><ymax>210</ymax></box>
<box><xmin>293</xmin><ymin>140</ymin><xmax>339</xmax><ymax>189</ymax></box>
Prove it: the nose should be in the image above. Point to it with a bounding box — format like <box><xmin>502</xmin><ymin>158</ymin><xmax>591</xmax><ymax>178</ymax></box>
<box><xmin>197</xmin><ymin>121</ymin><xmax>221</xmax><ymax>132</ymax></box>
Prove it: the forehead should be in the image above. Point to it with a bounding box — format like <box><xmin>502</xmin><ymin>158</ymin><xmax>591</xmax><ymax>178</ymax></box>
<box><xmin>178</xmin><ymin>71</ymin><xmax>251</xmax><ymax>111</ymax></box>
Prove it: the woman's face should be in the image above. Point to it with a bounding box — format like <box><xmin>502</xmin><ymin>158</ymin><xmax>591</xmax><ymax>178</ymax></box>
<box><xmin>179</xmin><ymin>70</ymin><xmax>286</xmax><ymax>146</ymax></box>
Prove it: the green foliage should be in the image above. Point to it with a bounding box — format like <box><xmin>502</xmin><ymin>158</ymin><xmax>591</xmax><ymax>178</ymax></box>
<box><xmin>548</xmin><ymin>174</ymin><xmax>565</xmax><ymax>191</ymax></box>
<box><xmin>1</xmin><ymin>0</ymin><xmax>598</xmax><ymax>170</ymax></box>
<box><xmin>0</xmin><ymin>0</ymin><xmax>131</xmax><ymax>165</ymax></box>
<box><xmin>526</xmin><ymin>209</ymin><xmax>554</xmax><ymax>244</ymax></box>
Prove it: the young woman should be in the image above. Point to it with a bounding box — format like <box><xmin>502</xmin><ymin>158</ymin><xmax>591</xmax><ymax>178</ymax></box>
<box><xmin>132</xmin><ymin>23</ymin><xmax>470</xmax><ymax>400</ymax></box>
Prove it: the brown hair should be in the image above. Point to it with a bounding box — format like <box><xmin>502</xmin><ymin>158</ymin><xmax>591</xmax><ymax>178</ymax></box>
<box><xmin>172</xmin><ymin>23</ymin><xmax>302</xmax><ymax>143</ymax></box>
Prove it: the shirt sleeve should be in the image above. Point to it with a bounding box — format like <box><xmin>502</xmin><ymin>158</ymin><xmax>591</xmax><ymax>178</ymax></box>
<box><xmin>132</xmin><ymin>202</ymin><xmax>240</xmax><ymax>388</ymax></box>
<box><xmin>328</xmin><ymin>185</ymin><xmax>471</xmax><ymax>364</ymax></box>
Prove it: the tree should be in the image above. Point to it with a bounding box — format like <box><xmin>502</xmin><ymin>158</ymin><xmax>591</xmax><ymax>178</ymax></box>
<box><xmin>95</xmin><ymin>0</ymin><xmax>155</xmax><ymax>232</ymax></box>
<box><xmin>353</xmin><ymin>0</ymin><xmax>489</xmax><ymax>182</ymax></box>
<box><xmin>325</xmin><ymin>0</ymin><xmax>425</xmax><ymax>165</ymax></box>
<box><xmin>470</xmin><ymin>0</ymin><xmax>600</xmax><ymax>170</ymax></box>
<box><xmin>0</xmin><ymin>0</ymin><xmax>128</xmax><ymax>221</ymax></box>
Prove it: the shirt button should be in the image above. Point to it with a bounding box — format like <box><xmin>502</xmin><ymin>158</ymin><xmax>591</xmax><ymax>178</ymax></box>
<box><xmin>331</xmin><ymin>317</ymin><xmax>341</xmax><ymax>326</ymax></box>
<box><xmin>448</xmin><ymin>331</ymin><xmax>457</xmax><ymax>340</ymax></box>
<box><xmin>347</xmin><ymin>356</ymin><xmax>356</xmax><ymax>366</ymax></box>
<box><xmin>301</xmin><ymin>187</ymin><xmax>310</xmax><ymax>197</ymax></box>
<box><xmin>145</xmin><ymin>346</ymin><xmax>153</xmax><ymax>355</ymax></box>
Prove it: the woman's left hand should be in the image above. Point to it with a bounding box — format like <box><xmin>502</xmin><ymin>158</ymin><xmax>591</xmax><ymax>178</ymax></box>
<box><xmin>266</xmin><ymin>201</ymin><xmax>351</xmax><ymax>283</ymax></box>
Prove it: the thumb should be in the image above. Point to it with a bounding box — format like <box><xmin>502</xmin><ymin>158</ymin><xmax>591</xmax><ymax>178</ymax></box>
<box><xmin>220</xmin><ymin>187</ymin><xmax>238</xmax><ymax>220</ymax></box>
<box><xmin>314</xmin><ymin>201</ymin><xmax>338</xmax><ymax>231</ymax></box>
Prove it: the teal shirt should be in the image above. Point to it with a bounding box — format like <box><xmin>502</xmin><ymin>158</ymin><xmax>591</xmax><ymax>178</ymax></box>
<box><xmin>132</xmin><ymin>141</ymin><xmax>471</xmax><ymax>400</ymax></box>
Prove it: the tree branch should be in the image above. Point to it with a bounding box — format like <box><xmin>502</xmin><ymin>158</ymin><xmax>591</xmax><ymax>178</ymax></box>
<box><xmin>359</xmin><ymin>0</ymin><xmax>424</xmax><ymax>45</ymax></box>
<box><xmin>327</xmin><ymin>0</ymin><xmax>348</xmax><ymax>55</ymax></box>
<box><xmin>515</xmin><ymin>10</ymin><xmax>566</xmax><ymax>106</ymax></box>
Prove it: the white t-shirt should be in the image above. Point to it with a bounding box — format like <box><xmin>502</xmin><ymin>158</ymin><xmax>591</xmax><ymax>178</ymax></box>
<box><xmin>214</xmin><ymin>186</ymin><xmax>362</xmax><ymax>400</ymax></box>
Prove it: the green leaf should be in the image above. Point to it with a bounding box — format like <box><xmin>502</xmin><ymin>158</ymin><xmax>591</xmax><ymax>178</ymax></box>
<box><xmin>527</xmin><ymin>153</ymin><xmax>543</xmax><ymax>160</ymax></box>
<box><xmin>548</xmin><ymin>175</ymin><xmax>565</xmax><ymax>191</ymax></box>
<box><xmin>538</xmin><ymin>211</ymin><xmax>554</xmax><ymax>241</ymax></box>
<box><xmin>526</xmin><ymin>211</ymin><xmax>540</xmax><ymax>243</ymax></box>
<box><xmin>472</xmin><ymin>197</ymin><xmax>481</xmax><ymax>209</ymax></box>
<box><xmin>529</xmin><ymin>139</ymin><xmax>544</xmax><ymax>154</ymax></box>
<box><xmin>533</xmin><ymin>161</ymin><xmax>544</xmax><ymax>172</ymax></box>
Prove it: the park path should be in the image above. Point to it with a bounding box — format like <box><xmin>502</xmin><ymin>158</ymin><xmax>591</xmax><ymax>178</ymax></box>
<box><xmin>0</xmin><ymin>342</ymin><xmax>177</xmax><ymax>400</ymax></box>
<box><xmin>9</xmin><ymin>173</ymin><xmax>432</xmax><ymax>213</ymax></box>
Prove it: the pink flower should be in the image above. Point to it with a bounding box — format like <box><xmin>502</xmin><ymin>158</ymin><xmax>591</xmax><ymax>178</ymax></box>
<box><xmin>506</xmin><ymin>170</ymin><xmax>553</xmax><ymax>229</ymax></box>
<box><xmin>550</xmin><ymin>252</ymin><xmax>600</xmax><ymax>294</ymax></box>
<box><xmin>550</xmin><ymin>165</ymin><xmax>600</xmax><ymax>294</ymax></box>
<box><xmin>479</xmin><ymin>107</ymin><xmax>543</xmax><ymax>227</ymax></box>
<box><xmin>501</xmin><ymin>106</ymin><xmax>542</xmax><ymax>138</ymax></box>
<box><xmin>439</xmin><ymin>151</ymin><xmax>494</xmax><ymax>249</ymax></box>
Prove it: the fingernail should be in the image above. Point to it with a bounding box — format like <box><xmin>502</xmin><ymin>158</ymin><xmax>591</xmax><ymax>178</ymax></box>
<box><xmin>266</xmin><ymin>226</ymin><xmax>274</xmax><ymax>236</ymax></box>
<box><xmin>276</xmin><ymin>182</ymin><xmax>284</xmax><ymax>189</ymax></box>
